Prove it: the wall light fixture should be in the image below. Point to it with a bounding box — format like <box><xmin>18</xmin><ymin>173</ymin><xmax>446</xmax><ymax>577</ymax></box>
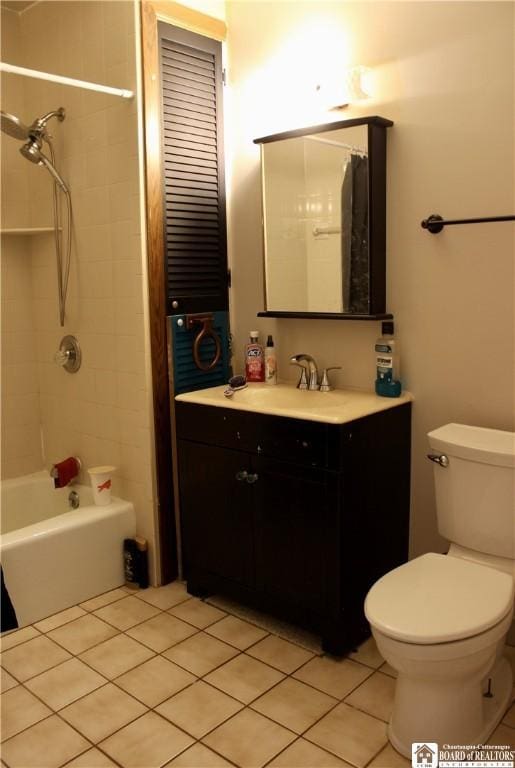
<box><xmin>316</xmin><ymin>65</ymin><xmax>372</xmax><ymax>110</ymax></box>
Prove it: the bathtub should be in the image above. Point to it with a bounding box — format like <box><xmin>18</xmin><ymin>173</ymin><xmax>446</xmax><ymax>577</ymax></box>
<box><xmin>0</xmin><ymin>471</ymin><xmax>136</xmax><ymax>628</ymax></box>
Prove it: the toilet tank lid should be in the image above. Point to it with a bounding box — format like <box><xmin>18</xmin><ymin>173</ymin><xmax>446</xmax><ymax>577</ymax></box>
<box><xmin>364</xmin><ymin>553</ymin><xmax>514</xmax><ymax>644</ymax></box>
<box><xmin>428</xmin><ymin>423</ymin><xmax>515</xmax><ymax>468</ymax></box>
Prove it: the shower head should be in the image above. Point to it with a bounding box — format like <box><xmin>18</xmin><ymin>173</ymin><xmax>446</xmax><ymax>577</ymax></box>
<box><xmin>20</xmin><ymin>138</ymin><xmax>69</xmax><ymax>193</ymax></box>
<box><xmin>19</xmin><ymin>138</ymin><xmax>42</xmax><ymax>164</ymax></box>
<box><xmin>1</xmin><ymin>108</ymin><xmax>69</xmax><ymax>193</ymax></box>
<box><xmin>1</xmin><ymin>111</ymin><xmax>30</xmax><ymax>140</ymax></box>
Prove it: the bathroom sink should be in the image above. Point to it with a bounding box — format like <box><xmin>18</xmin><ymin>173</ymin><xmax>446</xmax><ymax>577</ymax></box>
<box><xmin>175</xmin><ymin>383</ymin><xmax>413</xmax><ymax>424</ymax></box>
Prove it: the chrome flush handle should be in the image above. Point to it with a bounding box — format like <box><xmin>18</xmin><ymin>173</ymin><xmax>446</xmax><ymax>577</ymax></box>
<box><xmin>427</xmin><ymin>453</ymin><xmax>449</xmax><ymax>468</ymax></box>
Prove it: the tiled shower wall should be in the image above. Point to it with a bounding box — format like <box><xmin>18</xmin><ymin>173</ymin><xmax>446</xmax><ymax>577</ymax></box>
<box><xmin>0</xmin><ymin>6</ymin><xmax>43</xmax><ymax>477</ymax></box>
<box><xmin>0</xmin><ymin>2</ymin><xmax>159</xmax><ymax>581</ymax></box>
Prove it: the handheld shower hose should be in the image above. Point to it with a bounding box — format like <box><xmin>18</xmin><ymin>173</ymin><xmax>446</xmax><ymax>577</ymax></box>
<box><xmin>1</xmin><ymin>108</ymin><xmax>72</xmax><ymax>326</ymax></box>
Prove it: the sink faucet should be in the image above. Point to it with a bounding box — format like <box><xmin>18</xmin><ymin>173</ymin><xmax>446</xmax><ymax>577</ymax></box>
<box><xmin>290</xmin><ymin>354</ymin><xmax>319</xmax><ymax>390</ymax></box>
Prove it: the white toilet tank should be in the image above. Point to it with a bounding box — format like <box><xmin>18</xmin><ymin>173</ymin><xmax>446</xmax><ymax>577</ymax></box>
<box><xmin>428</xmin><ymin>423</ymin><xmax>515</xmax><ymax>560</ymax></box>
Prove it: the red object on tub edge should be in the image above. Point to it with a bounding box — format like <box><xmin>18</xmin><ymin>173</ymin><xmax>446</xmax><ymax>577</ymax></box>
<box><xmin>53</xmin><ymin>457</ymin><xmax>80</xmax><ymax>488</ymax></box>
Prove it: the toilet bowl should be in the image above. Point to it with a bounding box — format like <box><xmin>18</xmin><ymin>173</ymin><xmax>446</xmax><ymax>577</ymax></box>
<box><xmin>365</xmin><ymin>553</ymin><xmax>514</xmax><ymax>757</ymax></box>
<box><xmin>365</xmin><ymin>423</ymin><xmax>515</xmax><ymax>756</ymax></box>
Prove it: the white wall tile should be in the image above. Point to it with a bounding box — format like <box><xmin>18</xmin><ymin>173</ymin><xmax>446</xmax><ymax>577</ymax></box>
<box><xmin>1</xmin><ymin>1</ymin><xmax>158</xmax><ymax>581</ymax></box>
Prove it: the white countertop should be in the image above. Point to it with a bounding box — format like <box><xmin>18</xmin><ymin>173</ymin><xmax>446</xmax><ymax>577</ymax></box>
<box><xmin>175</xmin><ymin>383</ymin><xmax>413</xmax><ymax>425</ymax></box>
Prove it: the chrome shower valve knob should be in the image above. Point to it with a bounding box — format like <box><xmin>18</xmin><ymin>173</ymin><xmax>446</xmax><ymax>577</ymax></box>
<box><xmin>54</xmin><ymin>335</ymin><xmax>81</xmax><ymax>373</ymax></box>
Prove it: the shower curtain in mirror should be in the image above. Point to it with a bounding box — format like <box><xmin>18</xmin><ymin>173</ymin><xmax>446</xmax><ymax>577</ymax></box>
<box><xmin>341</xmin><ymin>154</ymin><xmax>369</xmax><ymax>314</ymax></box>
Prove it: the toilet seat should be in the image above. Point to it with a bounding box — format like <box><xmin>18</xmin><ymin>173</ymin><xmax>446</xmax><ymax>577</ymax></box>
<box><xmin>365</xmin><ymin>553</ymin><xmax>514</xmax><ymax>644</ymax></box>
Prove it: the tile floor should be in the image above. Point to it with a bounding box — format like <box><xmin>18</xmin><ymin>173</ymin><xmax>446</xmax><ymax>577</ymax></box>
<box><xmin>1</xmin><ymin>583</ymin><xmax>514</xmax><ymax>768</ymax></box>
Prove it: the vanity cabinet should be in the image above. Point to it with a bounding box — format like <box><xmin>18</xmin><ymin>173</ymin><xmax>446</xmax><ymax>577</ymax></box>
<box><xmin>176</xmin><ymin>400</ymin><xmax>411</xmax><ymax>655</ymax></box>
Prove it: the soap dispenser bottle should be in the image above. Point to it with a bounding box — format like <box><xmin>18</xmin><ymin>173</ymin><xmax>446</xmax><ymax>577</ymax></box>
<box><xmin>375</xmin><ymin>321</ymin><xmax>401</xmax><ymax>397</ymax></box>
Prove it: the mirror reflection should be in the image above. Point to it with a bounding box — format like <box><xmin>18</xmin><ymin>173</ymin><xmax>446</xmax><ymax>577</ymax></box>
<box><xmin>261</xmin><ymin>124</ymin><xmax>370</xmax><ymax>314</ymax></box>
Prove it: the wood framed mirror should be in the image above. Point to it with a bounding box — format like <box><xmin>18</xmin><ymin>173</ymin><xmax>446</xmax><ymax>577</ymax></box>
<box><xmin>255</xmin><ymin>116</ymin><xmax>393</xmax><ymax>321</ymax></box>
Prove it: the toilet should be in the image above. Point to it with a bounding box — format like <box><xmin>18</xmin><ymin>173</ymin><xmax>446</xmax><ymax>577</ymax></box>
<box><xmin>365</xmin><ymin>423</ymin><xmax>515</xmax><ymax>757</ymax></box>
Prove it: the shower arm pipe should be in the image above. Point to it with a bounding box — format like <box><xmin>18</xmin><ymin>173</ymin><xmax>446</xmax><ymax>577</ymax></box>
<box><xmin>0</xmin><ymin>62</ymin><xmax>134</xmax><ymax>100</ymax></box>
<box><xmin>421</xmin><ymin>213</ymin><xmax>515</xmax><ymax>234</ymax></box>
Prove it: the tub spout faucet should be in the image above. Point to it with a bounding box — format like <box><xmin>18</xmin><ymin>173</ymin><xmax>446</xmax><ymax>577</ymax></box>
<box><xmin>50</xmin><ymin>456</ymin><xmax>82</xmax><ymax>488</ymax></box>
<box><xmin>289</xmin><ymin>354</ymin><xmax>319</xmax><ymax>390</ymax></box>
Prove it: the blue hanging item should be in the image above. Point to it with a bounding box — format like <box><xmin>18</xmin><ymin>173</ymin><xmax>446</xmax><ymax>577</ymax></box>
<box><xmin>169</xmin><ymin>311</ymin><xmax>231</xmax><ymax>395</ymax></box>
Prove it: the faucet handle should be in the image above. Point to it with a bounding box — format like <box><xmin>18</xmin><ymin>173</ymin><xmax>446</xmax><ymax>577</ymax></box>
<box><xmin>290</xmin><ymin>362</ymin><xmax>309</xmax><ymax>390</ymax></box>
<box><xmin>319</xmin><ymin>366</ymin><xmax>342</xmax><ymax>392</ymax></box>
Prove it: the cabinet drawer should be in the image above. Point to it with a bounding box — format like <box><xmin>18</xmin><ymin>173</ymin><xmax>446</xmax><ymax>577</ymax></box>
<box><xmin>176</xmin><ymin>402</ymin><xmax>254</xmax><ymax>451</ymax></box>
<box><xmin>175</xmin><ymin>402</ymin><xmax>333</xmax><ymax>468</ymax></box>
<box><xmin>255</xmin><ymin>414</ymin><xmax>329</xmax><ymax>467</ymax></box>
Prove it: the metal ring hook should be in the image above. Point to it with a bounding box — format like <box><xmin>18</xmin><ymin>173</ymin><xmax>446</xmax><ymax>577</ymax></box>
<box><xmin>186</xmin><ymin>314</ymin><xmax>222</xmax><ymax>372</ymax></box>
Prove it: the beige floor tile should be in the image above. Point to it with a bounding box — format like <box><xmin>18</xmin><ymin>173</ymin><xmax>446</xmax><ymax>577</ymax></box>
<box><xmin>135</xmin><ymin>581</ymin><xmax>190</xmax><ymax>610</ymax></box>
<box><xmin>349</xmin><ymin>637</ymin><xmax>385</xmax><ymax>669</ymax></box>
<box><xmin>25</xmin><ymin>657</ymin><xmax>106</xmax><ymax>710</ymax></box>
<box><xmin>60</xmin><ymin>682</ymin><xmax>147</xmax><ymax>742</ymax></box>
<box><xmin>268</xmin><ymin>738</ymin><xmax>354</xmax><ymax>767</ymax></box>
<box><xmin>368</xmin><ymin>744</ymin><xmax>411</xmax><ymax>767</ymax></box>
<box><xmin>34</xmin><ymin>606</ymin><xmax>87</xmax><ymax>634</ymax></box>
<box><xmin>93</xmin><ymin>595</ymin><xmax>161</xmax><ymax>630</ymax></box>
<box><xmin>503</xmin><ymin>702</ymin><xmax>515</xmax><ymax>728</ymax></box>
<box><xmin>293</xmin><ymin>656</ymin><xmax>373</xmax><ymax>699</ymax></box>
<box><xmin>0</xmin><ymin>625</ymin><xmax>40</xmax><ymax>651</ymax></box>
<box><xmin>207</xmin><ymin>597</ymin><xmax>322</xmax><ymax>654</ymax></box>
<box><xmin>344</xmin><ymin>671</ymin><xmax>396</xmax><ymax>722</ymax></box>
<box><xmin>304</xmin><ymin>702</ymin><xmax>388</xmax><ymax>767</ymax></box>
<box><xmin>206</xmin><ymin>615</ymin><xmax>268</xmax><ymax>650</ymax></box>
<box><xmin>0</xmin><ymin>668</ymin><xmax>18</xmax><ymax>692</ymax></box>
<box><xmin>1</xmin><ymin>714</ymin><xmax>90</xmax><ymax>768</ymax></box>
<box><xmin>163</xmin><ymin>632</ymin><xmax>238</xmax><ymax>677</ymax></box>
<box><xmin>1</xmin><ymin>634</ymin><xmax>71</xmax><ymax>681</ymax></box>
<box><xmin>203</xmin><ymin>707</ymin><xmax>296</xmax><ymax>768</ymax></box>
<box><xmin>251</xmin><ymin>677</ymin><xmax>337</xmax><ymax>734</ymax></box>
<box><xmin>380</xmin><ymin>662</ymin><xmax>398</xmax><ymax>678</ymax></box>
<box><xmin>48</xmin><ymin>614</ymin><xmax>118</xmax><ymax>655</ymax></box>
<box><xmin>505</xmin><ymin>645</ymin><xmax>515</xmax><ymax>677</ymax></box>
<box><xmin>169</xmin><ymin>598</ymin><xmax>226</xmax><ymax>629</ymax></box>
<box><xmin>488</xmin><ymin>723</ymin><xmax>515</xmax><ymax>748</ymax></box>
<box><xmin>100</xmin><ymin>711</ymin><xmax>194</xmax><ymax>768</ymax></box>
<box><xmin>0</xmin><ymin>685</ymin><xmax>52</xmax><ymax>741</ymax></box>
<box><xmin>115</xmin><ymin>655</ymin><xmax>196</xmax><ymax>707</ymax></box>
<box><xmin>246</xmin><ymin>635</ymin><xmax>314</xmax><ymax>674</ymax></box>
<box><xmin>63</xmin><ymin>747</ymin><xmax>119</xmax><ymax>767</ymax></box>
<box><xmin>204</xmin><ymin>653</ymin><xmax>284</xmax><ymax>704</ymax></box>
<box><xmin>80</xmin><ymin>588</ymin><xmax>128</xmax><ymax>612</ymax></box>
<box><xmin>126</xmin><ymin>612</ymin><xmax>197</xmax><ymax>652</ymax></box>
<box><xmin>165</xmin><ymin>743</ymin><xmax>233</xmax><ymax>766</ymax></box>
<box><xmin>79</xmin><ymin>633</ymin><xmax>154</xmax><ymax>679</ymax></box>
<box><xmin>157</xmin><ymin>680</ymin><xmax>242</xmax><ymax>738</ymax></box>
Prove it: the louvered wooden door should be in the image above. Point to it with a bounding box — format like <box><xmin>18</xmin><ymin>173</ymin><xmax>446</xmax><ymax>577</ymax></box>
<box><xmin>158</xmin><ymin>23</ymin><xmax>228</xmax><ymax>315</ymax></box>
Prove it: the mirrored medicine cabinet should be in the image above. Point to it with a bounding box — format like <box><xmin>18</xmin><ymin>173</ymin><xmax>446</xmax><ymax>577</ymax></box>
<box><xmin>254</xmin><ymin>116</ymin><xmax>393</xmax><ymax>320</ymax></box>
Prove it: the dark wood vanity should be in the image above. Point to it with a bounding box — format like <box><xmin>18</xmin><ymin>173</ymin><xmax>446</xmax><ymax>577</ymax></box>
<box><xmin>176</xmin><ymin>396</ymin><xmax>411</xmax><ymax>655</ymax></box>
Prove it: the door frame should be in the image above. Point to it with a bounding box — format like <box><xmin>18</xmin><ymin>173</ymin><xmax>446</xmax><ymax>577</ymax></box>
<box><xmin>140</xmin><ymin>1</ymin><xmax>227</xmax><ymax>583</ymax></box>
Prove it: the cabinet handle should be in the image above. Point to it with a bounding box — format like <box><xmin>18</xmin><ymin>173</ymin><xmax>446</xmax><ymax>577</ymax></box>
<box><xmin>235</xmin><ymin>470</ymin><xmax>259</xmax><ymax>484</ymax></box>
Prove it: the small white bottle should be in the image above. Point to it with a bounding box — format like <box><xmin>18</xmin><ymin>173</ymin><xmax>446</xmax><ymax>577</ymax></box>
<box><xmin>265</xmin><ymin>334</ymin><xmax>277</xmax><ymax>385</ymax></box>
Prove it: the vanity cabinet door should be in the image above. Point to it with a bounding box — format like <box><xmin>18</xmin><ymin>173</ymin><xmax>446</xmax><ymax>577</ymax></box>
<box><xmin>253</xmin><ymin>457</ymin><xmax>341</xmax><ymax>619</ymax></box>
<box><xmin>178</xmin><ymin>440</ymin><xmax>255</xmax><ymax>589</ymax></box>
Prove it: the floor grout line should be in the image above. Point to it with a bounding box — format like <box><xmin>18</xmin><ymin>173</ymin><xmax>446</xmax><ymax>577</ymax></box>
<box><xmin>4</xmin><ymin>586</ymin><xmax>512</xmax><ymax>767</ymax></box>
